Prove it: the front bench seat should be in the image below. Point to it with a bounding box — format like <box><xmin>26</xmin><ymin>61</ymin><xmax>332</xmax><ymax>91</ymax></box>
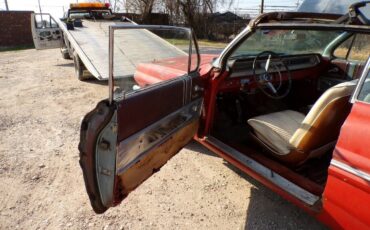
<box><xmin>247</xmin><ymin>80</ymin><xmax>357</xmax><ymax>165</ymax></box>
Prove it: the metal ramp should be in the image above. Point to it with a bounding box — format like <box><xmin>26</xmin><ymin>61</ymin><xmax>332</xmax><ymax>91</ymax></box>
<box><xmin>59</xmin><ymin>20</ymin><xmax>186</xmax><ymax>80</ymax></box>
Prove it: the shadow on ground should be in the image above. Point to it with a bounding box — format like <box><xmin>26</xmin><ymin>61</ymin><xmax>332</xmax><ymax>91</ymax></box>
<box><xmin>55</xmin><ymin>63</ymin><xmax>74</xmax><ymax>67</ymax></box>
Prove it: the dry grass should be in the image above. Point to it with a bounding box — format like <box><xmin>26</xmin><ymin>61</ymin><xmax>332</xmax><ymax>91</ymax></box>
<box><xmin>334</xmin><ymin>46</ymin><xmax>370</xmax><ymax>62</ymax></box>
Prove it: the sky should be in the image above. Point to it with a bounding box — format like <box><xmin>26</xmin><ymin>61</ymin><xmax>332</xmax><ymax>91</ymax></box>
<box><xmin>1</xmin><ymin>0</ymin><xmax>301</xmax><ymax>18</ymax></box>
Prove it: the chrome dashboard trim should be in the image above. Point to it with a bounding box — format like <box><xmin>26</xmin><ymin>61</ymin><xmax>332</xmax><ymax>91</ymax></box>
<box><xmin>228</xmin><ymin>54</ymin><xmax>321</xmax><ymax>78</ymax></box>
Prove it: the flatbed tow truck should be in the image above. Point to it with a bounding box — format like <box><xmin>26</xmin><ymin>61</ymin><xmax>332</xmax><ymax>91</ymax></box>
<box><xmin>31</xmin><ymin>2</ymin><xmax>185</xmax><ymax>82</ymax></box>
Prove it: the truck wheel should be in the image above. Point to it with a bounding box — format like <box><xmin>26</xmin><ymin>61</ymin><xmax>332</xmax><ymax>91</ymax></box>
<box><xmin>73</xmin><ymin>53</ymin><xmax>90</xmax><ymax>81</ymax></box>
<box><xmin>61</xmin><ymin>50</ymin><xmax>71</xmax><ymax>59</ymax></box>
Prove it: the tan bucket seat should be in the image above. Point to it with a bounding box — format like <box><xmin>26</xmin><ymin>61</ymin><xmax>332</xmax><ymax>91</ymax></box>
<box><xmin>247</xmin><ymin>80</ymin><xmax>357</xmax><ymax>165</ymax></box>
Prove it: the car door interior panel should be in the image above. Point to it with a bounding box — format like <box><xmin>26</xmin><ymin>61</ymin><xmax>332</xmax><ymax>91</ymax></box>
<box><xmin>114</xmin><ymin>73</ymin><xmax>203</xmax><ymax>206</ymax></box>
<box><xmin>116</xmin><ymin>74</ymin><xmax>203</xmax><ymax>141</ymax></box>
<box><xmin>80</xmin><ymin>69</ymin><xmax>204</xmax><ymax>212</ymax></box>
<box><xmin>117</xmin><ymin>119</ymin><xmax>199</xmax><ymax>197</ymax></box>
<box><xmin>116</xmin><ymin>98</ymin><xmax>203</xmax><ymax>174</ymax></box>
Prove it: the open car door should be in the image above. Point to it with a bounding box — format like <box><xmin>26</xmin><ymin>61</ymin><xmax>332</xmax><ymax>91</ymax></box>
<box><xmin>79</xmin><ymin>25</ymin><xmax>203</xmax><ymax>213</ymax></box>
<box><xmin>31</xmin><ymin>13</ymin><xmax>63</xmax><ymax>50</ymax></box>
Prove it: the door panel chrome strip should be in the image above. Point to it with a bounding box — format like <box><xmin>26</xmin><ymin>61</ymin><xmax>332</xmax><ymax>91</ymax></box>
<box><xmin>116</xmin><ymin>99</ymin><xmax>202</xmax><ymax>174</ymax></box>
<box><xmin>205</xmin><ymin>136</ymin><xmax>320</xmax><ymax>206</ymax></box>
<box><xmin>350</xmin><ymin>56</ymin><xmax>370</xmax><ymax>103</ymax></box>
<box><xmin>331</xmin><ymin>159</ymin><xmax>370</xmax><ymax>182</ymax></box>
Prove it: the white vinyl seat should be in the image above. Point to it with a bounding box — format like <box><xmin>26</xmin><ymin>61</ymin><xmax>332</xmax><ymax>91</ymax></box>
<box><xmin>247</xmin><ymin>80</ymin><xmax>357</xmax><ymax>165</ymax></box>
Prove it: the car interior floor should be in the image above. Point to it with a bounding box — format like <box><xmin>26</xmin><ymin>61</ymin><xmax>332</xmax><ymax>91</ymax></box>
<box><xmin>210</xmin><ymin>86</ymin><xmax>336</xmax><ymax>195</ymax></box>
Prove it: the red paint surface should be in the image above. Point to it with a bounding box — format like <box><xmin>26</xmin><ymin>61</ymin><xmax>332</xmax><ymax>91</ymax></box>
<box><xmin>134</xmin><ymin>54</ymin><xmax>217</xmax><ymax>87</ymax></box>
<box><xmin>321</xmin><ymin>101</ymin><xmax>370</xmax><ymax>229</ymax></box>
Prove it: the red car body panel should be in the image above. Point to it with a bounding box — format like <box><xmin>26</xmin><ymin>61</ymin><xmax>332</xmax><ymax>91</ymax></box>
<box><xmin>332</xmin><ymin>102</ymin><xmax>370</xmax><ymax>174</ymax></box>
<box><xmin>320</xmin><ymin>101</ymin><xmax>370</xmax><ymax>229</ymax></box>
<box><xmin>134</xmin><ymin>54</ymin><xmax>217</xmax><ymax>87</ymax></box>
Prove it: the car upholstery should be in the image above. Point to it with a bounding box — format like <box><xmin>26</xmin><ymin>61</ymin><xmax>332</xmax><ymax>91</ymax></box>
<box><xmin>248</xmin><ymin>80</ymin><xmax>357</xmax><ymax>165</ymax></box>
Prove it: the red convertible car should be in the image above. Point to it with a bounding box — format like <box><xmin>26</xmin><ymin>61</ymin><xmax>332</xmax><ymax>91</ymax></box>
<box><xmin>78</xmin><ymin>2</ymin><xmax>370</xmax><ymax>229</ymax></box>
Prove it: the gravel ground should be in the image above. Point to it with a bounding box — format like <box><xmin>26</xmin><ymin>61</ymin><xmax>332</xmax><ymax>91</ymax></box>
<box><xmin>0</xmin><ymin>49</ymin><xmax>327</xmax><ymax>230</ymax></box>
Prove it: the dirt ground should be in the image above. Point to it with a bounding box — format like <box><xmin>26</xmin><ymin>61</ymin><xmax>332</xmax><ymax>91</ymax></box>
<box><xmin>0</xmin><ymin>49</ymin><xmax>327</xmax><ymax>229</ymax></box>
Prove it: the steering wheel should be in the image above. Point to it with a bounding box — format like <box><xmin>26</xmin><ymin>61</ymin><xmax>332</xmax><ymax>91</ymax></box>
<box><xmin>252</xmin><ymin>51</ymin><xmax>292</xmax><ymax>99</ymax></box>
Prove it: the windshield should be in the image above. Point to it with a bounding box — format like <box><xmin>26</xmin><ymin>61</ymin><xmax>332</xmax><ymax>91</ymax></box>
<box><xmin>230</xmin><ymin>28</ymin><xmax>345</xmax><ymax>58</ymax></box>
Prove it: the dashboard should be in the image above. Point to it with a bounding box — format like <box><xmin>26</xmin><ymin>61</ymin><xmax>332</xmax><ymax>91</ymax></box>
<box><xmin>219</xmin><ymin>54</ymin><xmax>324</xmax><ymax>92</ymax></box>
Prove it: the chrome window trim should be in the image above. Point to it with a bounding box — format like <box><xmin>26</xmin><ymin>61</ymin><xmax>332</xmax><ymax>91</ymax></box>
<box><xmin>331</xmin><ymin>159</ymin><xmax>370</xmax><ymax>182</ymax></box>
<box><xmin>350</xmin><ymin>56</ymin><xmax>370</xmax><ymax>103</ymax></box>
<box><xmin>323</xmin><ymin>31</ymin><xmax>353</xmax><ymax>58</ymax></box>
<box><xmin>213</xmin><ymin>26</ymin><xmax>252</xmax><ymax>69</ymax></box>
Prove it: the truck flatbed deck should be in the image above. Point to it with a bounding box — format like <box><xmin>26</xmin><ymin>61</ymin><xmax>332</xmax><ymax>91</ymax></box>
<box><xmin>31</xmin><ymin>6</ymin><xmax>185</xmax><ymax>81</ymax></box>
<box><xmin>60</xmin><ymin>20</ymin><xmax>185</xmax><ymax>80</ymax></box>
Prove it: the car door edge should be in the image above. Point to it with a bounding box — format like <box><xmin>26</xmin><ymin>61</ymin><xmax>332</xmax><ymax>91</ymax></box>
<box><xmin>79</xmin><ymin>100</ymin><xmax>116</xmax><ymax>213</ymax></box>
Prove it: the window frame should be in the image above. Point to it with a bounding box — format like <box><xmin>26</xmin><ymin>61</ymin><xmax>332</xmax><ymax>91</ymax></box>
<box><xmin>34</xmin><ymin>14</ymin><xmax>59</xmax><ymax>29</ymax></box>
<box><xmin>108</xmin><ymin>25</ymin><xmax>200</xmax><ymax>104</ymax></box>
<box><xmin>332</xmin><ymin>34</ymin><xmax>355</xmax><ymax>60</ymax></box>
<box><xmin>332</xmin><ymin>33</ymin><xmax>370</xmax><ymax>62</ymax></box>
<box><xmin>351</xmin><ymin>56</ymin><xmax>370</xmax><ymax>104</ymax></box>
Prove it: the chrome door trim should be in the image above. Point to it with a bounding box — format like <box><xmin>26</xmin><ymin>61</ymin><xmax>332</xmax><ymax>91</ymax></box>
<box><xmin>205</xmin><ymin>136</ymin><xmax>321</xmax><ymax>206</ymax></box>
<box><xmin>350</xmin><ymin>56</ymin><xmax>370</xmax><ymax>103</ymax></box>
<box><xmin>331</xmin><ymin>159</ymin><xmax>370</xmax><ymax>182</ymax></box>
<box><xmin>116</xmin><ymin>98</ymin><xmax>203</xmax><ymax>174</ymax></box>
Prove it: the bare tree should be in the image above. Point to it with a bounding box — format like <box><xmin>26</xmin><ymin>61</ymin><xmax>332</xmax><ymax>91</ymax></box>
<box><xmin>121</xmin><ymin>0</ymin><xmax>235</xmax><ymax>39</ymax></box>
<box><xmin>125</xmin><ymin>0</ymin><xmax>156</xmax><ymax>21</ymax></box>
<box><xmin>162</xmin><ymin>0</ymin><xmax>234</xmax><ymax>38</ymax></box>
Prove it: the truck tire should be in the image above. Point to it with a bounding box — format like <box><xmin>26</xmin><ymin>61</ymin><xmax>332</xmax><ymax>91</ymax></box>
<box><xmin>61</xmin><ymin>50</ymin><xmax>71</xmax><ymax>59</ymax></box>
<box><xmin>73</xmin><ymin>52</ymin><xmax>91</xmax><ymax>81</ymax></box>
